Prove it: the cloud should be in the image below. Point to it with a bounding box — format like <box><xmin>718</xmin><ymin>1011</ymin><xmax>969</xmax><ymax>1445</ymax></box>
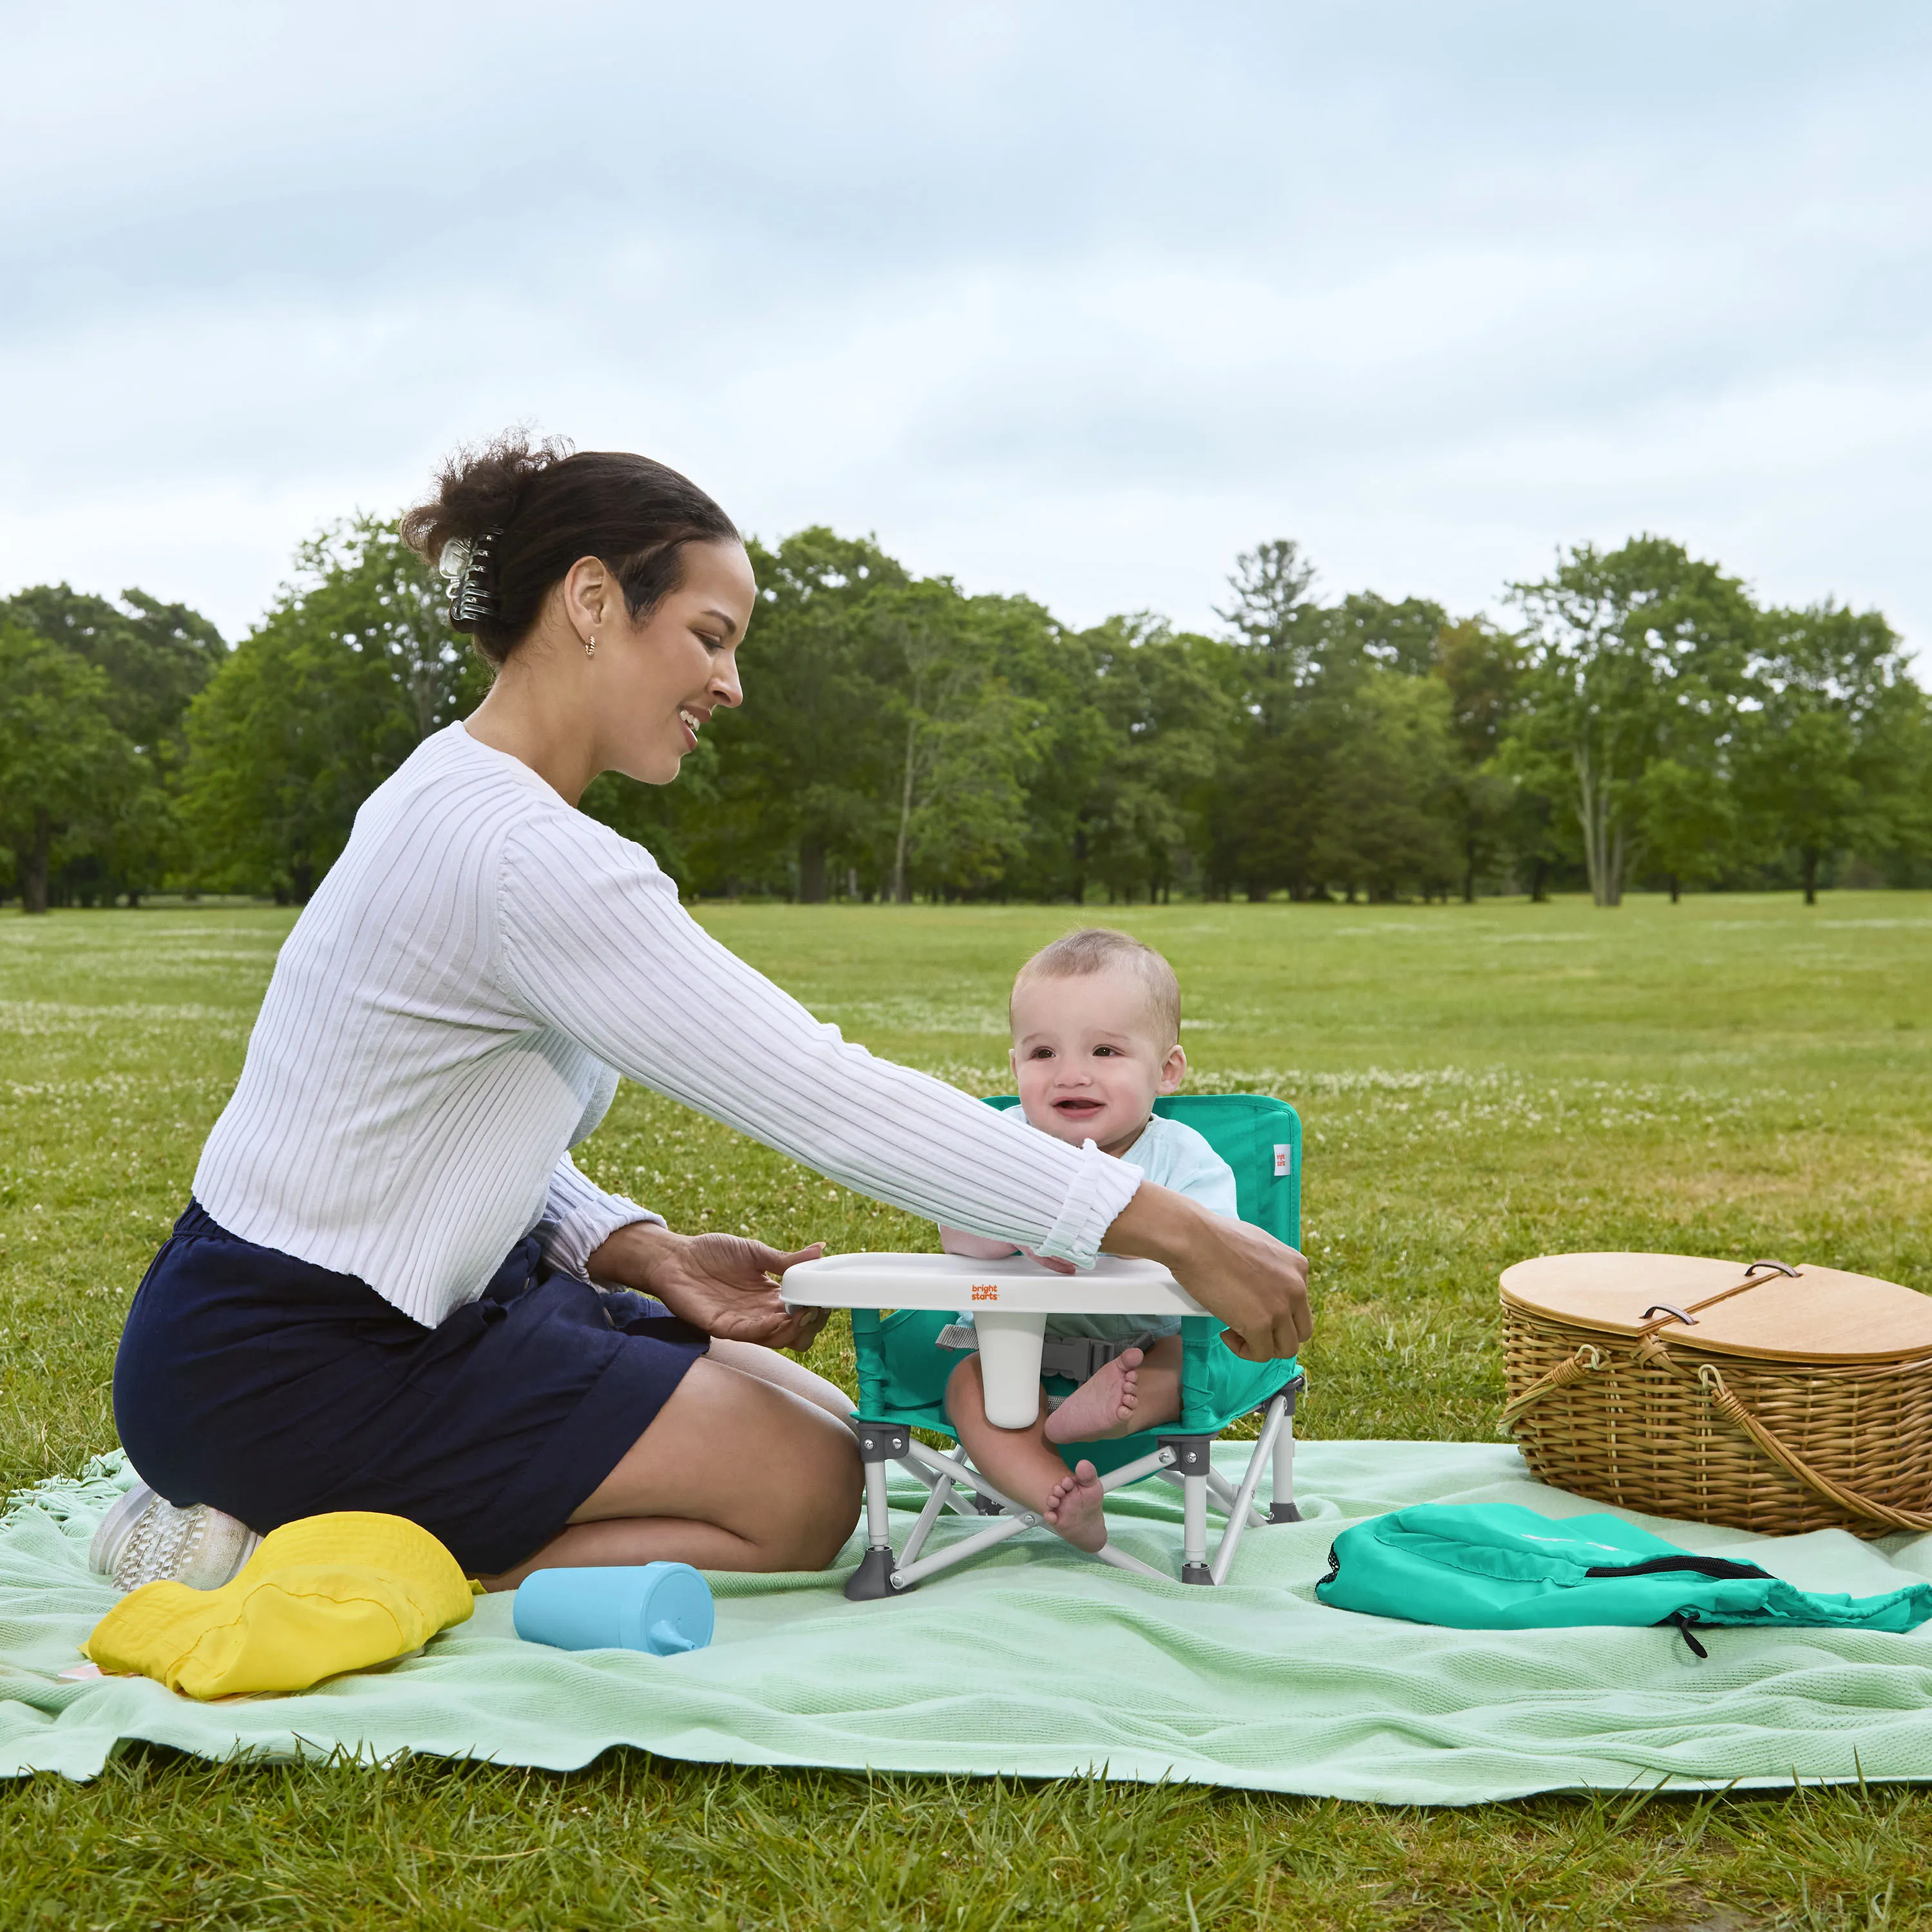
<box><xmin>1</xmin><ymin>0</ymin><xmax>1928</xmax><ymax>662</ymax></box>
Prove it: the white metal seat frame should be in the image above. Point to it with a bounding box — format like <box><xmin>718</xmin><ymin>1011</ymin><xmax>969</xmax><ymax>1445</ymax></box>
<box><xmin>782</xmin><ymin>1253</ymin><xmax>1304</xmax><ymax>1597</ymax></box>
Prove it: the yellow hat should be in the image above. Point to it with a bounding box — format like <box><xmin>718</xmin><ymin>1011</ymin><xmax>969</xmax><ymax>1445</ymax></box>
<box><xmin>85</xmin><ymin>1511</ymin><xmax>480</xmax><ymax>1700</ymax></box>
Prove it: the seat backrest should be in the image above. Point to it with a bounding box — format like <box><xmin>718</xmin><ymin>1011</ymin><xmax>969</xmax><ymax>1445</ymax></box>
<box><xmin>982</xmin><ymin>1093</ymin><xmax>1300</xmax><ymax>1246</ymax></box>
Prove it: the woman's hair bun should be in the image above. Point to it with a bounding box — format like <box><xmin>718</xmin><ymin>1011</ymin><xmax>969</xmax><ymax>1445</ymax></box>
<box><xmin>400</xmin><ymin>431</ymin><xmax>567</xmax><ymax>569</ymax></box>
<box><xmin>401</xmin><ymin>430</ymin><xmax>737</xmax><ymax>665</ymax></box>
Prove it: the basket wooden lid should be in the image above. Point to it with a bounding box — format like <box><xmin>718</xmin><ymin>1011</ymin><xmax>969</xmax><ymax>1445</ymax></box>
<box><xmin>1499</xmin><ymin>1252</ymin><xmax>1932</xmax><ymax>1363</ymax></box>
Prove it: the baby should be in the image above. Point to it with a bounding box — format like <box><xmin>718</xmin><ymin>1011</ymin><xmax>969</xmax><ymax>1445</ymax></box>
<box><xmin>938</xmin><ymin>927</ymin><xmax>1238</xmax><ymax>1553</ymax></box>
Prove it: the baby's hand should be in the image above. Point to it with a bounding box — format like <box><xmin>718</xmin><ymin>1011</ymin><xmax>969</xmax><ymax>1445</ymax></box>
<box><xmin>938</xmin><ymin>1226</ymin><xmax>1023</xmax><ymax>1260</ymax></box>
<box><xmin>1020</xmin><ymin>1246</ymin><xmax>1078</xmax><ymax>1276</ymax></box>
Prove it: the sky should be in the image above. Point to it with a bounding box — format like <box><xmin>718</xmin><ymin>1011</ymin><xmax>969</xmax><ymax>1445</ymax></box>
<box><xmin>4</xmin><ymin>1</ymin><xmax>1929</xmax><ymax>665</ymax></box>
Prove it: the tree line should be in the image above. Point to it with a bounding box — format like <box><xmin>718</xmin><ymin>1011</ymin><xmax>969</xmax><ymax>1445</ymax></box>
<box><xmin>3</xmin><ymin>517</ymin><xmax>1927</xmax><ymax>912</ymax></box>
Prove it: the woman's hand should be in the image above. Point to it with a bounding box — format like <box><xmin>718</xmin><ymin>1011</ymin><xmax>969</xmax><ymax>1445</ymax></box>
<box><xmin>587</xmin><ymin>1222</ymin><xmax>831</xmax><ymax>1351</ymax></box>
<box><xmin>1100</xmin><ymin>1181</ymin><xmax>1312</xmax><ymax>1361</ymax></box>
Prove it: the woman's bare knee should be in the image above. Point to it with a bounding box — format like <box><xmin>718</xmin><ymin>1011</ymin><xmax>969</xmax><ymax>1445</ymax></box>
<box><xmin>708</xmin><ymin>1391</ymin><xmax>861</xmax><ymax>1570</ymax></box>
<box><xmin>759</xmin><ymin>1464</ymin><xmax>861</xmax><ymax>1570</ymax></box>
<box><xmin>571</xmin><ymin>1357</ymin><xmax>857</xmax><ymax>1561</ymax></box>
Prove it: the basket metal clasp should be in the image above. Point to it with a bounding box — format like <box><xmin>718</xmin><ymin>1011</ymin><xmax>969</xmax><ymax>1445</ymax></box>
<box><xmin>1743</xmin><ymin>1259</ymin><xmax>1801</xmax><ymax>1278</ymax></box>
<box><xmin>1642</xmin><ymin>1303</ymin><xmax>1698</xmax><ymax>1327</ymax></box>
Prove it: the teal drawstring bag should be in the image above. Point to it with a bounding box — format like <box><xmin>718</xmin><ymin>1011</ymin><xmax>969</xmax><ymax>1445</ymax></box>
<box><xmin>1316</xmin><ymin>1504</ymin><xmax>1932</xmax><ymax>1656</ymax></box>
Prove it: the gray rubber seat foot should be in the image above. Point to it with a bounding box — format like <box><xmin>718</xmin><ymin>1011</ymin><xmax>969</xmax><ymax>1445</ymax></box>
<box><xmin>844</xmin><ymin>1547</ymin><xmax>909</xmax><ymax>1600</ymax></box>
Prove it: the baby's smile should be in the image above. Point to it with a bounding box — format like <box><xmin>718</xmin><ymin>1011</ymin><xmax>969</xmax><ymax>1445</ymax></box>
<box><xmin>1052</xmin><ymin>1095</ymin><xmax>1106</xmax><ymax>1120</ymax></box>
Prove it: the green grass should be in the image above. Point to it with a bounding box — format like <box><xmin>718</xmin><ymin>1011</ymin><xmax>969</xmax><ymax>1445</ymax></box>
<box><xmin>3</xmin><ymin>892</ymin><xmax>1931</xmax><ymax>1929</ymax></box>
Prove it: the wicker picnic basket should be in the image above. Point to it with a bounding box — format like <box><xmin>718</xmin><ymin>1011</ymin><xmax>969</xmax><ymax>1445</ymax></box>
<box><xmin>1501</xmin><ymin>1253</ymin><xmax>1932</xmax><ymax>1538</ymax></box>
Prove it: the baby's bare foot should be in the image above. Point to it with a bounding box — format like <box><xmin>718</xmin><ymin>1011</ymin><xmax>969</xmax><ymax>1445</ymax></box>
<box><xmin>1042</xmin><ymin>1459</ymin><xmax>1108</xmax><ymax>1551</ymax></box>
<box><xmin>1045</xmin><ymin>1347</ymin><xmax>1143</xmax><ymax>1444</ymax></box>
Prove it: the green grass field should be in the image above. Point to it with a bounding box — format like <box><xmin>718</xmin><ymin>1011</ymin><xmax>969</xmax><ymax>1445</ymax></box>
<box><xmin>3</xmin><ymin>893</ymin><xmax>1931</xmax><ymax>1928</ymax></box>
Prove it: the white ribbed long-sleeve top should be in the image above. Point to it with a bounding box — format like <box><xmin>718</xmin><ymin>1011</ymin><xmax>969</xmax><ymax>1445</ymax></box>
<box><xmin>194</xmin><ymin>723</ymin><xmax>1142</xmax><ymax>1328</ymax></box>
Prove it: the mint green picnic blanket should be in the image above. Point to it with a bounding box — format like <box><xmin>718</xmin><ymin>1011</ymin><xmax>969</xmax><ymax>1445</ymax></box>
<box><xmin>8</xmin><ymin>1443</ymin><xmax>1932</xmax><ymax>1802</ymax></box>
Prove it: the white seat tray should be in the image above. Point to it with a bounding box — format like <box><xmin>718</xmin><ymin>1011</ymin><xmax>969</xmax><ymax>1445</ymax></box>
<box><xmin>782</xmin><ymin>1254</ymin><xmax>1208</xmax><ymax>1427</ymax></box>
<box><xmin>781</xmin><ymin>1250</ymin><xmax>1206</xmax><ymax>1316</ymax></box>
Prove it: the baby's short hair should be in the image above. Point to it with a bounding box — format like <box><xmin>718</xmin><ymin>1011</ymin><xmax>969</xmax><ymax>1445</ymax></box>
<box><xmin>1011</xmin><ymin>927</ymin><xmax>1182</xmax><ymax>1046</ymax></box>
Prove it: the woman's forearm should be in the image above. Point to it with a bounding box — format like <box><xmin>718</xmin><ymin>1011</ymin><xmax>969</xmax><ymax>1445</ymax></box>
<box><xmin>495</xmin><ymin>844</ymin><xmax>1139</xmax><ymax>1267</ymax></box>
<box><xmin>1102</xmin><ymin>1180</ymin><xmax>1313</xmax><ymax>1361</ymax></box>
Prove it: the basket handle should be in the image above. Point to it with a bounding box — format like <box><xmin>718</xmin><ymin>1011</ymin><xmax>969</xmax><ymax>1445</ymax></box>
<box><xmin>1641</xmin><ymin>1340</ymin><xmax>1932</xmax><ymax>1537</ymax></box>
<box><xmin>1635</xmin><ymin>1258</ymin><xmax>1806</xmax><ymax>1338</ymax></box>
<box><xmin>1499</xmin><ymin>1343</ymin><xmax>1602</xmax><ymax>1423</ymax></box>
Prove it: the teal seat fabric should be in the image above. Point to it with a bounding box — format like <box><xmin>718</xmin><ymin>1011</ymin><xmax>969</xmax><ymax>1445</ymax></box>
<box><xmin>851</xmin><ymin>1094</ymin><xmax>1303</xmax><ymax>1477</ymax></box>
<box><xmin>1316</xmin><ymin>1503</ymin><xmax>1932</xmax><ymax>1641</ymax></box>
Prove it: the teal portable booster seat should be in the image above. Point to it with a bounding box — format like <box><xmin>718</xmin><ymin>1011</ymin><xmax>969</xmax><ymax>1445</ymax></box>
<box><xmin>843</xmin><ymin>1094</ymin><xmax>1306</xmax><ymax>1599</ymax></box>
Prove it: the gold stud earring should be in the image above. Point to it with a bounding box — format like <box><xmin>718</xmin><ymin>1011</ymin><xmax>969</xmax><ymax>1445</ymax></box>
<box><xmin>584</xmin><ymin>633</ymin><xmax>596</xmax><ymax>658</ymax></box>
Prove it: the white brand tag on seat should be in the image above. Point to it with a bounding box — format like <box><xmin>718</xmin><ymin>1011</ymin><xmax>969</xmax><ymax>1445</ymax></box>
<box><xmin>1273</xmin><ymin>1143</ymin><xmax>1293</xmax><ymax>1177</ymax></box>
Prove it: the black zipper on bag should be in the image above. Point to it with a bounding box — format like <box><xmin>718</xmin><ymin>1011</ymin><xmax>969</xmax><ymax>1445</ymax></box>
<box><xmin>1584</xmin><ymin>1553</ymin><xmax>1773</xmax><ymax>1583</ymax></box>
<box><xmin>1585</xmin><ymin>1553</ymin><xmax>1769</xmax><ymax>1661</ymax></box>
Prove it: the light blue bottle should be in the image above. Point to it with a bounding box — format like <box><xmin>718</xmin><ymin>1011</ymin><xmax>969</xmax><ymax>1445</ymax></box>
<box><xmin>513</xmin><ymin>1562</ymin><xmax>715</xmax><ymax>1655</ymax></box>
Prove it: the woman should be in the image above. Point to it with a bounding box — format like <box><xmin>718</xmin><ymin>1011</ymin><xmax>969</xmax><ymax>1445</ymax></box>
<box><xmin>103</xmin><ymin>435</ymin><xmax>1312</xmax><ymax>1592</ymax></box>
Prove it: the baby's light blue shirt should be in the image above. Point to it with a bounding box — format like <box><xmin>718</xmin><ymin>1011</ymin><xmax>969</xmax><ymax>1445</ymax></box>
<box><xmin>1040</xmin><ymin>1113</ymin><xmax>1238</xmax><ymax>1343</ymax></box>
<box><xmin>1117</xmin><ymin>1112</ymin><xmax>1238</xmax><ymax>1215</ymax></box>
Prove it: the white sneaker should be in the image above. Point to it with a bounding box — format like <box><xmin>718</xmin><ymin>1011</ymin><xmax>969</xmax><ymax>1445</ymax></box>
<box><xmin>89</xmin><ymin>1480</ymin><xmax>261</xmax><ymax>1593</ymax></box>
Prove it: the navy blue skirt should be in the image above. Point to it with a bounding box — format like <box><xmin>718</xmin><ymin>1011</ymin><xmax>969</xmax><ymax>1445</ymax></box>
<box><xmin>113</xmin><ymin>1201</ymin><xmax>710</xmax><ymax>1575</ymax></box>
